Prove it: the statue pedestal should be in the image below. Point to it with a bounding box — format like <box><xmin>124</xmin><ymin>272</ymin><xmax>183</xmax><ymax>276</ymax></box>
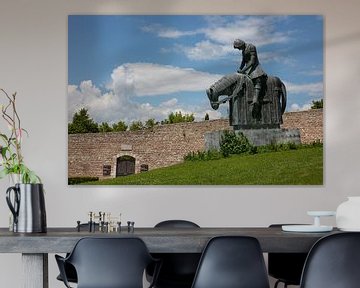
<box><xmin>205</xmin><ymin>128</ymin><xmax>301</xmax><ymax>150</ymax></box>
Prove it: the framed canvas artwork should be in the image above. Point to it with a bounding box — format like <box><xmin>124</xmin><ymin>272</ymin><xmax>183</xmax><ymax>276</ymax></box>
<box><xmin>68</xmin><ymin>15</ymin><xmax>323</xmax><ymax>185</ymax></box>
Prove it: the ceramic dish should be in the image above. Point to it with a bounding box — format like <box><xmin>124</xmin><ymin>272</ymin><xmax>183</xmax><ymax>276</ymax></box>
<box><xmin>282</xmin><ymin>225</ymin><xmax>333</xmax><ymax>232</ymax></box>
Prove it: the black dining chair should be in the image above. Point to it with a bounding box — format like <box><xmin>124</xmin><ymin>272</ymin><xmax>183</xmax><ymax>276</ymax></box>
<box><xmin>56</xmin><ymin>223</ymin><xmax>99</xmax><ymax>284</ymax></box>
<box><xmin>191</xmin><ymin>236</ymin><xmax>270</xmax><ymax>288</ymax></box>
<box><xmin>268</xmin><ymin>224</ymin><xmax>308</xmax><ymax>288</ymax></box>
<box><xmin>55</xmin><ymin>237</ymin><xmax>161</xmax><ymax>288</ymax></box>
<box><xmin>146</xmin><ymin>220</ymin><xmax>201</xmax><ymax>288</ymax></box>
<box><xmin>300</xmin><ymin>232</ymin><xmax>360</xmax><ymax>288</ymax></box>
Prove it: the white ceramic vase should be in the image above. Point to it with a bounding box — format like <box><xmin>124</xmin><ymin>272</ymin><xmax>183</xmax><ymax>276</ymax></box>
<box><xmin>336</xmin><ymin>197</ymin><xmax>360</xmax><ymax>231</ymax></box>
<box><xmin>9</xmin><ymin>173</ymin><xmax>22</xmax><ymax>185</ymax></box>
<box><xmin>8</xmin><ymin>173</ymin><xmax>22</xmax><ymax>231</ymax></box>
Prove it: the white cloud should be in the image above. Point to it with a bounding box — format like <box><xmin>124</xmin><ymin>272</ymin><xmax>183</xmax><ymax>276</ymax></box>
<box><xmin>68</xmin><ymin>64</ymin><xmax>323</xmax><ymax>125</ymax></box>
<box><xmin>289</xmin><ymin>103</ymin><xmax>312</xmax><ymax>112</ymax></box>
<box><xmin>142</xmin><ymin>24</ymin><xmax>198</xmax><ymax>38</ymax></box>
<box><xmin>177</xmin><ymin>41</ymin><xmax>233</xmax><ymax>61</ymax></box>
<box><xmin>109</xmin><ymin>63</ymin><xmax>223</xmax><ymax>96</ymax></box>
<box><xmin>203</xmin><ymin>17</ymin><xmax>289</xmax><ymax>47</ymax></box>
<box><xmin>285</xmin><ymin>81</ymin><xmax>323</xmax><ymax>112</ymax></box>
<box><xmin>284</xmin><ymin>81</ymin><xmax>323</xmax><ymax>97</ymax></box>
<box><xmin>143</xmin><ymin>16</ymin><xmax>291</xmax><ymax>61</ymax></box>
<box><xmin>68</xmin><ymin>63</ymin><xmax>224</xmax><ymax>124</ymax></box>
<box><xmin>160</xmin><ymin>98</ymin><xmax>178</xmax><ymax>107</ymax></box>
<box><xmin>258</xmin><ymin>51</ymin><xmax>294</xmax><ymax>65</ymax></box>
<box><xmin>301</xmin><ymin>69</ymin><xmax>323</xmax><ymax>76</ymax></box>
<box><xmin>193</xmin><ymin>108</ymin><xmax>222</xmax><ymax>121</ymax></box>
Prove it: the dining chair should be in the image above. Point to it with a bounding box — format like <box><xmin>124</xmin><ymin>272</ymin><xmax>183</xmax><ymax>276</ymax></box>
<box><xmin>268</xmin><ymin>224</ymin><xmax>308</xmax><ymax>288</ymax></box>
<box><xmin>191</xmin><ymin>236</ymin><xmax>270</xmax><ymax>288</ymax></box>
<box><xmin>300</xmin><ymin>232</ymin><xmax>360</xmax><ymax>288</ymax></box>
<box><xmin>146</xmin><ymin>220</ymin><xmax>201</xmax><ymax>288</ymax></box>
<box><xmin>56</xmin><ymin>223</ymin><xmax>99</xmax><ymax>284</ymax></box>
<box><xmin>55</xmin><ymin>237</ymin><xmax>161</xmax><ymax>288</ymax></box>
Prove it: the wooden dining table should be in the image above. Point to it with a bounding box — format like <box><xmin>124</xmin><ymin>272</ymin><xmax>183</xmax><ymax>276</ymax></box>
<box><xmin>0</xmin><ymin>226</ymin><xmax>339</xmax><ymax>288</ymax></box>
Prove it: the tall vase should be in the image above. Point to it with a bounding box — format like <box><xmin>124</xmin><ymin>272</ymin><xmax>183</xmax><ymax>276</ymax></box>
<box><xmin>6</xmin><ymin>183</ymin><xmax>47</xmax><ymax>233</ymax></box>
<box><xmin>336</xmin><ymin>197</ymin><xmax>360</xmax><ymax>231</ymax></box>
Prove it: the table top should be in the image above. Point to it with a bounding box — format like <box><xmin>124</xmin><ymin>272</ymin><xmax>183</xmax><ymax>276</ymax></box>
<box><xmin>0</xmin><ymin>227</ymin><xmax>340</xmax><ymax>254</ymax></box>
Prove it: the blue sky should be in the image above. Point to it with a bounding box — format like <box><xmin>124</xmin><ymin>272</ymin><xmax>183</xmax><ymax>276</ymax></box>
<box><xmin>68</xmin><ymin>15</ymin><xmax>323</xmax><ymax>124</ymax></box>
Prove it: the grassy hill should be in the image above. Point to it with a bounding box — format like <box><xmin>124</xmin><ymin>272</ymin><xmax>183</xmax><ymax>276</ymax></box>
<box><xmin>84</xmin><ymin>146</ymin><xmax>323</xmax><ymax>185</ymax></box>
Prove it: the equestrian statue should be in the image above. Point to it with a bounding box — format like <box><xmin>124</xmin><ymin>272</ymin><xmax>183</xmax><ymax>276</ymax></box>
<box><xmin>207</xmin><ymin>39</ymin><xmax>287</xmax><ymax>129</ymax></box>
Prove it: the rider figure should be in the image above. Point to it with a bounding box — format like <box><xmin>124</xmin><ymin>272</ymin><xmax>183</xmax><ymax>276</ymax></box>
<box><xmin>233</xmin><ymin>39</ymin><xmax>267</xmax><ymax>120</ymax></box>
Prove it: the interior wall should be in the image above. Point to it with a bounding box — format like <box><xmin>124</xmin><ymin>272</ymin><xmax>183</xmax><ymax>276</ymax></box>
<box><xmin>1</xmin><ymin>0</ymin><xmax>360</xmax><ymax>287</ymax></box>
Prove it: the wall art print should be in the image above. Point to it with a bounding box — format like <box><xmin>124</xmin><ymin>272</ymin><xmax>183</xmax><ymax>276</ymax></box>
<box><xmin>68</xmin><ymin>15</ymin><xmax>323</xmax><ymax>185</ymax></box>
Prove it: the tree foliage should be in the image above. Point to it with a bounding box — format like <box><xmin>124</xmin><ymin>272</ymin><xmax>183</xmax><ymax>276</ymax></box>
<box><xmin>99</xmin><ymin>122</ymin><xmax>113</xmax><ymax>132</ymax></box>
<box><xmin>112</xmin><ymin>120</ymin><xmax>128</xmax><ymax>132</ymax></box>
<box><xmin>68</xmin><ymin>108</ymin><xmax>199</xmax><ymax>134</ymax></box>
<box><xmin>145</xmin><ymin>118</ymin><xmax>157</xmax><ymax>129</ymax></box>
<box><xmin>68</xmin><ymin>108</ymin><xmax>99</xmax><ymax>134</ymax></box>
<box><xmin>162</xmin><ymin>111</ymin><xmax>195</xmax><ymax>124</ymax></box>
<box><xmin>129</xmin><ymin>120</ymin><xmax>144</xmax><ymax>131</ymax></box>
<box><xmin>311</xmin><ymin>99</ymin><xmax>323</xmax><ymax>109</ymax></box>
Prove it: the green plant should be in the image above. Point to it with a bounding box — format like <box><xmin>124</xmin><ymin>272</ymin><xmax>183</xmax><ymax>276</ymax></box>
<box><xmin>68</xmin><ymin>177</ymin><xmax>99</xmax><ymax>185</ymax></box>
<box><xmin>308</xmin><ymin>139</ymin><xmax>323</xmax><ymax>147</ymax></box>
<box><xmin>129</xmin><ymin>120</ymin><xmax>144</xmax><ymax>131</ymax></box>
<box><xmin>145</xmin><ymin>118</ymin><xmax>157</xmax><ymax>129</ymax></box>
<box><xmin>220</xmin><ymin>131</ymin><xmax>253</xmax><ymax>157</ymax></box>
<box><xmin>0</xmin><ymin>89</ymin><xmax>40</xmax><ymax>183</ymax></box>
<box><xmin>112</xmin><ymin>120</ymin><xmax>128</xmax><ymax>132</ymax></box>
<box><xmin>99</xmin><ymin>122</ymin><xmax>113</xmax><ymax>132</ymax></box>
<box><xmin>311</xmin><ymin>99</ymin><xmax>323</xmax><ymax>109</ymax></box>
<box><xmin>162</xmin><ymin>111</ymin><xmax>195</xmax><ymax>124</ymax></box>
<box><xmin>184</xmin><ymin>149</ymin><xmax>222</xmax><ymax>161</ymax></box>
<box><xmin>256</xmin><ymin>141</ymin><xmax>323</xmax><ymax>154</ymax></box>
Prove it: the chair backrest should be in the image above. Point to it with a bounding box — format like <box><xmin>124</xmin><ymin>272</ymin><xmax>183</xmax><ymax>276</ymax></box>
<box><xmin>300</xmin><ymin>232</ymin><xmax>360</xmax><ymax>288</ymax></box>
<box><xmin>155</xmin><ymin>219</ymin><xmax>200</xmax><ymax>228</ymax></box>
<box><xmin>191</xmin><ymin>236</ymin><xmax>270</xmax><ymax>288</ymax></box>
<box><xmin>66</xmin><ymin>237</ymin><xmax>154</xmax><ymax>288</ymax></box>
<box><xmin>268</xmin><ymin>224</ymin><xmax>308</xmax><ymax>285</ymax></box>
<box><xmin>151</xmin><ymin>220</ymin><xmax>201</xmax><ymax>287</ymax></box>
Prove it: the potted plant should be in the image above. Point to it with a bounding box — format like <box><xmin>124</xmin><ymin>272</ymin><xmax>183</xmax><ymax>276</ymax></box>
<box><xmin>0</xmin><ymin>88</ymin><xmax>46</xmax><ymax>233</ymax></box>
<box><xmin>0</xmin><ymin>89</ymin><xmax>40</xmax><ymax>183</ymax></box>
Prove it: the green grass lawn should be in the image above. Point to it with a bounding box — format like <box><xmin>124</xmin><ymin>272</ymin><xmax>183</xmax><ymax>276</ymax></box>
<box><xmin>83</xmin><ymin>146</ymin><xmax>323</xmax><ymax>185</ymax></box>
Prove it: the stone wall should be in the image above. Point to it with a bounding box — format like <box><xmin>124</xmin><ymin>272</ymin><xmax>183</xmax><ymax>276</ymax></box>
<box><xmin>281</xmin><ymin>109</ymin><xmax>323</xmax><ymax>144</ymax></box>
<box><xmin>68</xmin><ymin>119</ymin><xmax>230</xmax><ymax>178</ymax></box>
<box><xmin>68</xmin><ymin>109</ymin><xmax>323</xmax><ymax>178</ymax></box>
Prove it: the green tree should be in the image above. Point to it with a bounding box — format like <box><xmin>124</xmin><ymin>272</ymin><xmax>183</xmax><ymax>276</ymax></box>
<box><xmin>205</xmin><ymin>113</ymin><xmax>210</xmax><ymax>121</ymax></box>
<box><xmin>99</xmin><ymin>122</ymin><xmax>113</xmax><ymax>132</ymax></box>
<box><xmin>68</xmin><ymin>108</ymin><xmax>99</xmax><ymax>134</ymax></box>
<box><xmin>112</xmin><ymin>120</ymin><xmax>128</xmax><ymax>132</ymax></box>
<box><xmin>129</xmin><ymin>120</ymin><xmax>144</xmax><ymax>131</ymax></box>
<box><xmin>163</xmin><ymin>111</ymin><xmax>195</xmax><ymax>124</ymax></box>
<box><xmin>184</xmin><ymin>113</ymin><xmax>195</xmax><ymax>122</ymax></box>
<box><xmin>145</xmin><ymin>118</ymin><xmax>156</xmax><ymax>129</ymax></box>
<box><xmin>311</xmin><ymin>99</ymin><xmax>323</xmax><ymax>109</ymax></box>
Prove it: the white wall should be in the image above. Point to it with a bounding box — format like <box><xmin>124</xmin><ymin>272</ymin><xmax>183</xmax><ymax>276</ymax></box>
<box><xmin>1</xmin><ymin>0</ymin><xmax>360</xmax><ymax>287</ymax></box>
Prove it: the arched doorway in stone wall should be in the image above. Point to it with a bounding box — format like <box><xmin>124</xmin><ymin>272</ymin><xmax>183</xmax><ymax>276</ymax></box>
<box><xmin>116</xmin><ymin>155</ymin><xmax>135</xmax><ymax>177</ymax></box>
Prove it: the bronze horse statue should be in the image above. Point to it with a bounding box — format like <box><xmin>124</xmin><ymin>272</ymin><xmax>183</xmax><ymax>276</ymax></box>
<box><xmin>207</xmin><ymin>73</ymin><xmax>287</xmax><ymax>129</ymax></box>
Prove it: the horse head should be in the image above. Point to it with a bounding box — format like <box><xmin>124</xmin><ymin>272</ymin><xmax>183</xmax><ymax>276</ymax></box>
<box><xmin>206</xmin><ymin>87</ymin><xmax>219</xmax><ymax>110</ymax></box>
<box><xmin>207</xmin><ymin>73</ymin><xmax>241</xmax><ymax>111</ymax></box>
